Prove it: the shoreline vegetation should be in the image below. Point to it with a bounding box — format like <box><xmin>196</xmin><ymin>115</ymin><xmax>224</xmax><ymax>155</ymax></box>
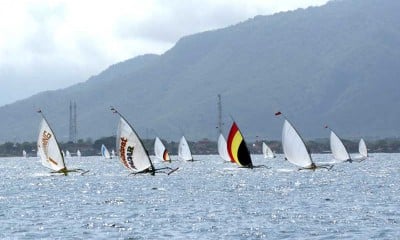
<box><xmin>1</xmin><ymin>136</ymin><xmax>400</xmax><ymax>157</ymax></box>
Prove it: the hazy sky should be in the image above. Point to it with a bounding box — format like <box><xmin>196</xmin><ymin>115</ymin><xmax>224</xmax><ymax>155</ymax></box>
<box><xmin>0</xmin><ymin>0</ymin><xmax>329</xmax><ymax>106</ymax></box>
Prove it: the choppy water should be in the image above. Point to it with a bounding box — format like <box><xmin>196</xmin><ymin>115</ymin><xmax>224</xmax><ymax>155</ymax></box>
<box><xmin>0</xmin><ymin>154</ymin><xmax>399</xmax><ymax>239</ymax></box>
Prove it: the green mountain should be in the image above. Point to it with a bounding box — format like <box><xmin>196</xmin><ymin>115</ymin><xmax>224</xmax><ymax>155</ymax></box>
<box><xmin>1</xmin><ymin>0</ymin><xmax>399</xmax><ymax>143</ymax></box>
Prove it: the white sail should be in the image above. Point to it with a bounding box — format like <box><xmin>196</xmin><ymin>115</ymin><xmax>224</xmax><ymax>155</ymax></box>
<box><xmin>262</xmin><ymin>142</ymin><xmax>275</xmax><ymax>158</ymax></box>
<box><xmin>282</xmin><ymin>119</ymin><xmax>313</xmax><ymax>168</ymax></box>
<box><xmin>77</xmin><ymin>149</ymin><xmax>81</xmax><ymax>157</ymax></box>
<box><xmin>111</xmin><ymin>149</ymin><xmax>115</xmax><ymax>158</ymax></box>
<box><xmin>37</xmin><ymin>118</ymin><xmax>66</xmax><ymax>171</ymax></box>
<box><xmin>359</xmin><ymin>138</ymin><xmax>368</xmax><ymax>158</ymax></box>
<box><xmin>178</xmin><ymin>136</ymin><xmax>193</xmax><ymax>161</ymax></box>
<box><xmin>101</xmin><ymin>144</ymin><xmax>111</xmax><ymax>159</ymax></box>
<box><xmin>66</xmin><ymin>150</ymin><xmax>71</xmax><ymax>158</ymax></box>
<box><xmin>217</xmin><ymin>134</ymin><xmax>231</xmax><ymax>161</ymax></box>
<box><xmin>154</xmin><ymin>137</ymin><xmax>170</xmax><ymax>161</ymax></box>
<box><xmin>329</xmin><ymin>130</ymin><xmax>351</xmax><ymax>162</ymax></box>
<box><xmin>116</xmin><ymin>117</ymin><xmax>152</xmax><ymax>172</ymax></box>
<box><xmin>22</xmin><ymin>150</ymin><xmax>27</xmax><ymax>158</ymax></box>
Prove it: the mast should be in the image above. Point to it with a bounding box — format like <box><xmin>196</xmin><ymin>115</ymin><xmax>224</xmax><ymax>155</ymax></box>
<box><xmin>217</xmin><ymin>94</ymin><xmax>223</xmax><ymax>134</ymax></box>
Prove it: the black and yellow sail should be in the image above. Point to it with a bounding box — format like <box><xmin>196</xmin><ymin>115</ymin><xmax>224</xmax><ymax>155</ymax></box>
<box><xmin>227</xmin><ymin>122</ymin><xmax>253</xmax><ymax>168</ymax></box>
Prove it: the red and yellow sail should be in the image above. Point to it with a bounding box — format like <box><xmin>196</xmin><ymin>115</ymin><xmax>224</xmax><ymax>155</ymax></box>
<box><xmin>227</xmin><ymin>122</ymin><xmax>253</xmax><ymax>168</ymax></box>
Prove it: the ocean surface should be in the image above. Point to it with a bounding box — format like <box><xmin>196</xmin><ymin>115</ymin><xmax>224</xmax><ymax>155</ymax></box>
<box><xmin>0</xmin><ymin>154</ymin><xmax>399</xmax><ymax>239</ymax></box>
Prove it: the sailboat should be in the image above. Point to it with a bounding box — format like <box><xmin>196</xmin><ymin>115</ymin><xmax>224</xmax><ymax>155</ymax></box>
<box><xmin>65</xmin><ymin>150</ymin><xmax>71</xmax><ymax>158</ymax></box>
<box><xmin>77</xmin><ymin>149</ymin><xmax>82</xmax><ymax>157</ymax></box>
<box><xmin>178</xmin><ymin>136</ymin><xmax>194</xmax><ymax>161</ymax></box>
<box><xmin>262</xmin><ymin>142</ymin><xmax>275</xmax><ymax>159</ymax></box>
<box><xmin>111</xmin><ymin>149</ymin><xmax>116</xmax><ymax>158</ymax></box>
<box><xmin>358</xmin><ymin>138</ymin><xmax>368</xmax><ymax>159</ymax></box>
<box><xmin>325</xmin><ymin>125</ymin><xmax>351</xmax><ymax>163</ymax></box>
<box><xmin>352</xmin><ymin>138</ymin><xmax>368</xmax><ymax>161</ymax></box>
<box><xmin>37</xmin><ymin>110</ymin><xmax>85</xmax><ymax>175</ymax></box>
<box><xmin>22</xmin><ymin>150</ymin><xmax>27</xmax><ymax>158</ymax></box>
<box><xmin>154</xmin><ymin>137</ymin><xmax>171</xmax><ymax>162</ymax></box>
<box><xmin>276</xmin><ymin>112</ymin><xmax>317</xmax><ymax>169</ymax></box>
<box><xmin>218</xmin><ymin>134</ymin><xmax>231</xmax><ymax>161</ymax></box>
<box><xmin>101</xmin><ymin>144</ymin><xmax>112</xmax><ymax>159</ymax></box>
<box><xmin>111</xmin><ymin>107</ymin><xmax>178</xmax><ymax>175</ymax></box>
<box><xmin>226</xmin><ymin>121</ymin><xmax>253</xmax><ymax>168</ymax></box>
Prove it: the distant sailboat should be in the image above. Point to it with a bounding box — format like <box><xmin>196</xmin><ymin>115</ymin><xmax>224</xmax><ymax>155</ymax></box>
<box><xmin>22</xmin><ymin>150</ymin><xmax>27</xmax><ymax>158</ymax></box>
<box><xmin>77</xmin><ymin>149</ymin><xmax>82</xmax><ymax>157</ymax></box>
<box><xmin>227</xmin><ymin>121</ymin><xmax>253</xmax><ymax>168</ymax></box>
<box><xmin>352</xmin><ymin>138</ymin><xmax>368</xmax><ymax>161</ymax></box>
<box><xmin>325</xmin><ymin>126</ymin><xmax>351</xmax><ymax>163</ymax></box>
<box><xmin>101</xmin><ymin>144</ymin><xmax>112</xmax><ymax>159</ymax></box>
<box><xmin>262</xmin><ymin>142</ymin><xmax>275</xmax><ymax>159</ymax></box>
<box><xmin>276</xmin><ymin>112</ymin><xmax>317</xmax><ymax>169</ymax></box>
<box><xmin>111</xmin><ymin>149</ymin><xmax>116</xmax><ymax>158</ymax></box>
<box><xmin>178</xmin><ymin>136</ymin><xmax>193</xmax><ymax>161</ymax></box>
<box><xmin>218</xmin><ymin>134</ymin><xmax>231</xmax><ymax>161</ymax></box>
<box><xmin>66</xmin><ymin>150</ymin><xmax>71</xmax><ymax>158</ymax></box>
<box><xmin>154</xmin><ymin>137</ymin><xmax>171</xmax><ymax>162</ymax></box>
<box><xmin>111</xmin><ymin>107</ymin><xmax>177</xmax><ymax>175</ymax></box>
<box><xmin>358</xmin><ymin>138</ymin><xmax>368</xmax><ymax>159</ymax></box>
<box><xmin>37</xmin><ymin>110</ymin><xmax>85</xmax><ymax>175</ymax></box>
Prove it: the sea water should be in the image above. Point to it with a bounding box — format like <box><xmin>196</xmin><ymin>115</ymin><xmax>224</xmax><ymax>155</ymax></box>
<box><xmin>0</xmin><ymin>154</ymin><xmax>399</xmax><ymax>239</ymax></box>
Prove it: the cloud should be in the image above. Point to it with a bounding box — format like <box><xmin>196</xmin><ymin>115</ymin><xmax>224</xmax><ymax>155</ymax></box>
<box><xmin>0</xmin><ymin>0</ymin><xmax>329</xmax><ymax>106</ymax></box>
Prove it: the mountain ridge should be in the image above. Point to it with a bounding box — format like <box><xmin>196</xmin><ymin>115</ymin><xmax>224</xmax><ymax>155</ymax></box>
<box><xmin>1</xmin><ymin>0</ymin><xmax>399</xmax><ymax>143</ymax></box>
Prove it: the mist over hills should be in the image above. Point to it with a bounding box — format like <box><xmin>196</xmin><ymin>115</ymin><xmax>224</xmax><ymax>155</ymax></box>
<box><xmin>1</xmin><ymin>0</ymin><xmax>399</xmax><ymax>143</ymax></box>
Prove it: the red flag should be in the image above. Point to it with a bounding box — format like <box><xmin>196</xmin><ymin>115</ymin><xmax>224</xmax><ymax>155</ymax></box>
<box><xmin>274</xmin><ymin>111</ymin><xmax>282</xmax><ymax>116</ymax></box>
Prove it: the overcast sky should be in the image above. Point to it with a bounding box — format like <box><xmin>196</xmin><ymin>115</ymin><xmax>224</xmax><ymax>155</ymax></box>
<box><xmin>0</xmin><ymin>0</ymin><xmax>329</xmax><ymax>106</ymax></box>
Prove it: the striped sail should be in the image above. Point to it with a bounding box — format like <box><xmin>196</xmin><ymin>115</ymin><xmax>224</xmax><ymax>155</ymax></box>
<box><xmin>101</xmin><ymin>144</ymin><xmax>111</xmax><ymax>159</ymax></box>
<box><xmin>227</xmin><ymin>122</ymin><xmax>252</xmax><ymax>167</ymax></box>
<box><xmin>37</xmin><ymin>118</ymin><xmax>66</xmax><ymax>171</ymax></box>
<box><xmin>359</xmin><ymin>138</ymin><xmax>368</xmax><ymax>158</ymax></box>
<box><xmin>154</xmin><ymin>137</ymin><xmax>170</xmax><ymax>161</ymax></box>
<box><xmin>282</xmin><ymin>119</ymin><xmax>313</xmax><ymax>168</ymax></box>
<box><xmin>116</xmin><ymin>117</ymin><xmax>152</xmax><ymax>172</ymax></box>
<box><xmin>218</xmin><ymin>134</ymin><xmax>231</xmax><ymax>161</ymax></box>
<box><xmin>330</xmin><ymin>130</ymin><xmax>351</xmax><ymax>162</ymax></box>
<box><xmin>262</xmin><ymin>142</ymin><xmax>275</xmax><ymax>158</ymax></box>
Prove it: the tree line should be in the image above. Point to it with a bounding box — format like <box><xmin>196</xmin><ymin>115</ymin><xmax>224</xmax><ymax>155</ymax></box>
<box><xmin>1</xmin><ymin>136</ymin><xmax>400</xmax><ymax>157</ymax></box>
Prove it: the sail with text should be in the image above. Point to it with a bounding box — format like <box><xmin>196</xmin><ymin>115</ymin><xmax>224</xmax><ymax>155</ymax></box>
<box><xmin>154</xmin><ymin>137</ymin><xmax>171</xmax><ymax>162</ymax></box>
<box><xmin>37</xmin><ymin>110</ymin><xmax>86</xmax><ymax>175</ymax></box>
<box><xmin>111</xmin><ymin>107</ymin><xmax>178</xmax><ymax>175</ymax></box>
<box><xmin>101</xmin><ymin>144</ymin><xmax>112</xmax><ymax>159</ymax></box>
<box><xmin>275</xmin><ymin>112</ymin><xmax>317</xmax><ymax>169</ymax></box>
<box><xmin>178</xmin><ymin>136</ymin><xmax>193</xmax><ymax>161</ymax></box>
<box><xmin>325</xmin><ymin>125</ymin><xmax>351</xmax><ymax>162</ymax></box>
<box><xmin>227</xmin><ymin>121</ymin><xmax>253</xmax><ymax>168</ymax></box>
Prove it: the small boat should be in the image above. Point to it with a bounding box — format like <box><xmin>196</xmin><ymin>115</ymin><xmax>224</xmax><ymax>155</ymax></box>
<box><xmin>154</xmin><ymin>137</ymin><xmax>171</xmax><ymax>162</ymax></box>
<box><xmin>178</xmin><ymin>136</ymin><xmax>194</xmax><ymax>161</ymax></box>
<box><xmin>77</xmin><ymin>149</ymin><xmax>82</xmax><ymax>157</ymax></box>
<box><xmin>111</xmin><ymin>149</ymin><xmax>116</xmax><ymax>158</ymax></box>
<box><xmin>22</xmin><ymin>150</ymin><xmax>27</xmax><ymax>158</ymax></box>
<box><xmin>111</xmin><ymin>107</ymin><xmax>177</xmax><ymax>175</ymax></box>
<box><xmin>227</xmin><ymin>121</ymin><xmax>253</xmax><ymax>168</ymax></box>
<box><xmin>325</xmin><ymin>125</ymin><xmax>351</xmax><ymax>163</ymax></box>
<box><xmin>262</xmin><ymin>142</ymin><xmax>275</xmax><ymax>159</ymax></box>
<box><xmin>276</xmin><ymin>112</ymin><xmax>317</xmax><ymax>170</ymax></box>
<box><xmin>101</xmin><ymin>144</ymin><xmax>112</xmax><ymax>159</ymax></box>
<box><xmin>218</xmin><ymin>133</ymin><xmax>231</xmax><ymax>162</ymax></box>
<box><xmin>37</xmin><ymin>110</ymin><xmax>85</xmax><ymax>175</ymax></box>
<box><xmin>352</xmin><ymin>138</ymin><xmax>368</xmax><ymax>161</ymax></box>
<box><xmin>65</xmin><ymin>150</ymin><xmax>71</xmax><ymax>158</ymax></box>
<box><xmin>358</xmin><ymin>138</ymin><xmax>368</xmax><ymax>159</ymax></box>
